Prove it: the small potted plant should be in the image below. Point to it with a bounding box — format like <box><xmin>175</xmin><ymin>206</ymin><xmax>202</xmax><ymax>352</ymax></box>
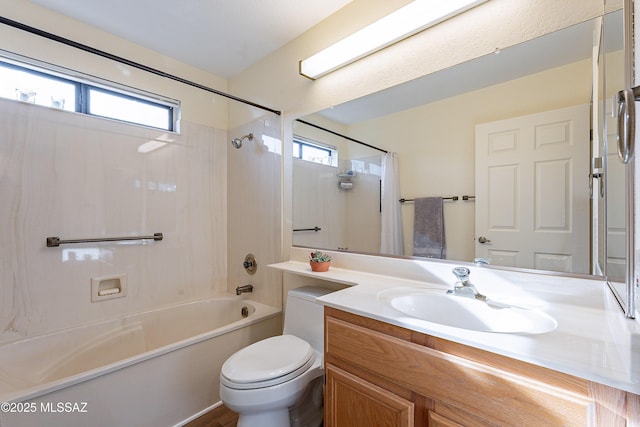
<box><xmin>309</xmin><ymin>250</ymin><xmax>332</xmax><ymax>272</ymax></box>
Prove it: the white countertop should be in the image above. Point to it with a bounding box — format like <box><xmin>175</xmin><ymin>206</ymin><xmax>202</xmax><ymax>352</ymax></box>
<box><xmin>270</xmin><ymin>252</ymin><xmax>640</xmax><ymax>394</ymax></box>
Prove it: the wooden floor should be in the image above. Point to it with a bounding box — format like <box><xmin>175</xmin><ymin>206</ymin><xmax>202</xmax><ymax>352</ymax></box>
<box><xmin>183</xmin><ymin>405</ymin><xmax>238</xmax><ymax>427</ymax></box>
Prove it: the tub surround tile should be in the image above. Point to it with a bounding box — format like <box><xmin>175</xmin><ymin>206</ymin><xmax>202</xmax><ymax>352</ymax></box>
<box><xmin>227</xmin><ymin>115</ymin><xmax>283</xmax><ymax>309</ymax></box>
<box><xmin>0</xmin><ymin>100</ymin><xmax>228</xmax><ymax>344</ymax></box>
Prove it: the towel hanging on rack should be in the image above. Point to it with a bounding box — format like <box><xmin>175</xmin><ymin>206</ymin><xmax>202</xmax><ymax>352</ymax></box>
<box><xmin>412</xmin><ymin>197</ymin><xmax>445</xmax><ymax>259</ymax></box>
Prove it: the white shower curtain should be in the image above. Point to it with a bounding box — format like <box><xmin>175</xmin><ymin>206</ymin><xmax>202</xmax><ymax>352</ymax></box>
<box><xmin>380</xmin><ymin>152</ymin><xmax>404</xmax><ymax>255</ymax></box>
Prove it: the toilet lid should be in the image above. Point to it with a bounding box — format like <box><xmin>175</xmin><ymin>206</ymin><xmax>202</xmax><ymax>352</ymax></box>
<box><xmin>221</xmin><ymin>335</ymin><xmax>315</xmax><ymax>388</ymax></box>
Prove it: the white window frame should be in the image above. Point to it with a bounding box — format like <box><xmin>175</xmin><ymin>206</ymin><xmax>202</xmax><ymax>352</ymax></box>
<box><xmin>293</xmin><ymin>135</ymin><xmax>338</xmax><ymax>166</ymax></box>
<box><xmin>0</xmin><ymin>51</ymin><xmax>180</xmax><ymax>132</ymax></box>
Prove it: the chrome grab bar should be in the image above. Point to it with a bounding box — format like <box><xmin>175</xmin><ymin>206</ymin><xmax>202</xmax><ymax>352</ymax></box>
<box><xmin>293</xmin><ymin>227</ymin><xmax>321</xmax><ymax>232</ymax></box>
<box><xmin>46</xmin><ymin>233</ymin><xmax>163</xmax><ymax>247</ymax></box>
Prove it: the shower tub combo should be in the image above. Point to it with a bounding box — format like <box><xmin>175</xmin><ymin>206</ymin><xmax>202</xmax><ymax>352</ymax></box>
<box><xmin>0</xmin><ymin>296</ymin><xmax>281</xmax><ymax>427</ymax></box>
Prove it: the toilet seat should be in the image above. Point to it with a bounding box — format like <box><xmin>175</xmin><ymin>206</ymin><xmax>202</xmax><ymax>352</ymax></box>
<box><xmin>220</xmin><ymin>335</ymin><xmax>316</xmax><ymax>390</ymax></box>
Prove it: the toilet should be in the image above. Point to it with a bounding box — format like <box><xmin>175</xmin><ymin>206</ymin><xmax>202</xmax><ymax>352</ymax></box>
<box><xmin>219</xmin><ymin>286</ymin><xmax>332</xmax><ymax>427</ymax></box>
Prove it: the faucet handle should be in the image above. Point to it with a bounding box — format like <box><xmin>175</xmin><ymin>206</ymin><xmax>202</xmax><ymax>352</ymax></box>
<box><xmin>452</xmin><ymin>267</ymin><xmax>470</xmax><ymax>281</ymax></box>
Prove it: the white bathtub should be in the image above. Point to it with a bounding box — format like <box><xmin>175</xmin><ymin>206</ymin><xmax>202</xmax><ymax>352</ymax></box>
<box><xmin>0</xmin><ymin>296</ymin><xmax>282</xmax><ymax>427</ymax></box>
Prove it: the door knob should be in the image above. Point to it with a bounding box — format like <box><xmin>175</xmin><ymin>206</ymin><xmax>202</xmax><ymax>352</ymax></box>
<box><xmin>478</xmin><ymin>236</ymin><xmax>491</xmax><ymax>244</ymax></box>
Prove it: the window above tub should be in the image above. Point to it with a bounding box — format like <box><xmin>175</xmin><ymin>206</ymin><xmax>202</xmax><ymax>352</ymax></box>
<box><xmin>0</xmin><ymin>54</ymin><xmax>180</xmax><ymax>132</ymax></box>
<box><xmin>293</xmin><ymin>135</ymin><xmax>338</xmax><ymax>166</ymax></box>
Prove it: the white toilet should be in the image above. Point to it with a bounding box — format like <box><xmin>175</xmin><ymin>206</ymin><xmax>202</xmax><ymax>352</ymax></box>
<box><xmin>219</xmin><ymin>286</ymin><xmax>332</xmax><ymax>427</ymax></box>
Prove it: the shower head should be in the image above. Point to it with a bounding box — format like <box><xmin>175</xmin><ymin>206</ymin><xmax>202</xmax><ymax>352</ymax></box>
<box><xmin>231</xmin><ymin>133</ymin><xmax>254</xmax><ymax>149</ymax></box>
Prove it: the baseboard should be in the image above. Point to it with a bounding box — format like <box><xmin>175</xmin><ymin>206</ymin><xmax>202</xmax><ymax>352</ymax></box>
<box><xmin>173</xmin><ymin>401</ymin><xmax>224</xmax><ymax>427</ymax></box>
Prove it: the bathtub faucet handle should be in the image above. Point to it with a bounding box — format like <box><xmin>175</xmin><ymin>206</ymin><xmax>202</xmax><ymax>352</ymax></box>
<box><xmin>235</xmin><ymin>284</ymin><xmax>254</xmax><ymax>295</ymax></box>
<box><xmin>243</xmin><ymin>254</ymin><xmax>257</xmax><ymax>275</ymax></box>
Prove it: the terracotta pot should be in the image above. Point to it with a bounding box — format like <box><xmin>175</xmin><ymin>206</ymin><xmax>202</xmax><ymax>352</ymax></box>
<box><xmin>310</xmin><ymin>260</ymin><xmax>331</xmax><ymax>272</ymax></box>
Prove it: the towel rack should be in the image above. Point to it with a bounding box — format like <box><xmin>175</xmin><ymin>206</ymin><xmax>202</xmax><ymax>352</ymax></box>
<box><xmin>399</xmin><ymin>196</ymin><xmax>458</xmax><ymax>203</ymax></box>
<box><xmin>46</xmin><ymin>233</ymin><xmax>163</xmax><ymax>247</ymax></box>
<box><xmin>293</xmin><ymin>226</ymin><xmax>322</xmax><ymax>232</ymax></box>
<box><xmin>462</xmin><ymin>195</ymin><xmax>475</xmax><ymax>201</ymax></box>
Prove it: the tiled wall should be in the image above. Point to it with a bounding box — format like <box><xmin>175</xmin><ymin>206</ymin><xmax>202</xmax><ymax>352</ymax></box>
<box><xmin>0</xmin><ymin>99</ymin><xmax>228</xmax><ymax>344</ymax></box>
<box><xmin>226</xmin><ymin>113</ymin><xmax>283</xmax><ymax>308</ymax></box>
<box><xmin>292</xmin><ymin>156</ymin><xmax>381</xmax><ymax>253</ymax></box>
<box><xmin>292</xmin><ymin>159</ymin><xmax>347</xmax><ymax>250</ymax></box>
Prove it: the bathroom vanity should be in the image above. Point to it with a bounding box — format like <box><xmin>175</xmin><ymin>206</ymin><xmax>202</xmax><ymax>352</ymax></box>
<box><xmin>270</xmin><ymin>250</ymin><xmax>640</xmax><ymax>426</ymax></box>
<box><xmin>324</xmin><ymin>307</ymin><xmax>637</xmax><ymax>426</ymax></box>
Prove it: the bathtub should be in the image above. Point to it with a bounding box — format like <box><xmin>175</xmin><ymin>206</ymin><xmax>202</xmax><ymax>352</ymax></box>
<box><xmin>0</xmin><ymin>296</ymin><xmax>282</xmax><ymax>427</ymax></box>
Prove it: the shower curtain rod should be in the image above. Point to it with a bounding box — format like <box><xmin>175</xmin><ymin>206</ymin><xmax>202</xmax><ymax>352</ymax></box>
<box><xmin>0</xmin><ymin>16</ymin><xmax>281</xmax><ymax>116</ymax></box>
<box><xmin>296</xmin><ymin>119</ymin><xmax>388</xmax><ymax>154</ymax></box>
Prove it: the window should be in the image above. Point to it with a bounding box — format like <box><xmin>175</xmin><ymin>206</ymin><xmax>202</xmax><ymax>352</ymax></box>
<box><xmin>87</xmin><ymin>88</ymin><xmax>173</xmax><ymax>130</ymax></box>
<box><xmin>293</xmin><ymin>136</ymin><xmax>337</xmax><ymax>166</ymax></box>
<box><xmin>0</xmin><ymin>57</ymin><xmax>179</xmax><ymax>131</ymax></box>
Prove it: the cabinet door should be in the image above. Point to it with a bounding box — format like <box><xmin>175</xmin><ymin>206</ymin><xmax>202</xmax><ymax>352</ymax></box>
<box><xmin>427</xmin><ymin>411</ymin><xmax>463</xmax><ymax>427</ymax></box>
<box><xmin>325</xmin><ymin>364</ymin><xmax>414</xmax><ymax>427</ymax></box>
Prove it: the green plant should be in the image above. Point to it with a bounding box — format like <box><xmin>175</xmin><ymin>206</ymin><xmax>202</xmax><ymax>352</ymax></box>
<box><xmin>309</xmin><ymin>250</ymin><xmax>331</xmax><ymax>263</ymax></box>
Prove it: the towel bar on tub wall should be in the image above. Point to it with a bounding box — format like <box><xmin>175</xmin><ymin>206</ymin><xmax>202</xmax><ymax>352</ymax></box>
<box><xmin>46</xmin><ymin>233</ymin><xmax>163</xmax><ymax>247</ymax></box>
<box><xmin>293</xmin><ymin>227</ymin><xmax>322</xmax><ymax>232</ymax></box>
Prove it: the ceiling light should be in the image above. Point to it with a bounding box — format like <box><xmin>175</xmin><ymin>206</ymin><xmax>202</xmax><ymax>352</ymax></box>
<box><xmin>299</xmin><ymin>0</ymin><xmax>488</xmax><ymax>80</ymax></box>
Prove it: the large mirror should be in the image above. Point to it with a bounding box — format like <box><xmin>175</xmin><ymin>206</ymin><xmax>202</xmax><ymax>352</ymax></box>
<box><xmin>292</xmin><ymin>9</ymin><xmax>625</xmax><ymax>280</ymax></box>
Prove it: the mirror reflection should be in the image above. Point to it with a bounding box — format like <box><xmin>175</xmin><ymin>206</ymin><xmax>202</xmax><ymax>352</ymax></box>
<box><xmin>293</xmin><ymin>10</ymin><xmax>624</xmax><ymax>277</ymax></box>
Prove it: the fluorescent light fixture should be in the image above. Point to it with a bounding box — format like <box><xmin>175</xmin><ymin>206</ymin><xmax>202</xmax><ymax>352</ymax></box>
<box><xmin>299</xmin><ymin>0</ymin><xmax>488</xmax><ymax>79</ymax></box>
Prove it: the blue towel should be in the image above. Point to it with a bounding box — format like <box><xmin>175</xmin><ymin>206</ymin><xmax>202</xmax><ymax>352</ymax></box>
<box><xmin>413</xmin><ymin>197</ymin><xmax>445</xmax><ymax>259</ymax></box>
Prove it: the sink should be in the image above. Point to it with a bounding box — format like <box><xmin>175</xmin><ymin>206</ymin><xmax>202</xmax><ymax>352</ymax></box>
<box><xmin>379</xmin><ymin>288</ymin><xmax>557</xmax><ymax>334</ymax></box>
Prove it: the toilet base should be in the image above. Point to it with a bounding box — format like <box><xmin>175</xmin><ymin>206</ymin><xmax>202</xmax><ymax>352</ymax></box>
<box><xmin>235</xmin><ymin>377</ymin><xmax>323</xmax><ymax>427</ymax></box>
<box><xmin>289</xmin><ymin>376</ymin><xmax>323</xmax><ymax>427</ymax></box>
<box><xmin>222</xmin><ymin>367</ymin><xmax>324</xmax><ymax>427</ymax></box>
<box><xmin>237</xmin><ymin>409</ymin><xmax>290</xmax><ymax>427</ymax></box>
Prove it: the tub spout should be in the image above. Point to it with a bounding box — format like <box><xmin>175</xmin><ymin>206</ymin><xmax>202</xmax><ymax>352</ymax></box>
<box><xmin>235</xmin><ymin>284</ymin><xmax>254</xmax><ymax>295</ymax></box>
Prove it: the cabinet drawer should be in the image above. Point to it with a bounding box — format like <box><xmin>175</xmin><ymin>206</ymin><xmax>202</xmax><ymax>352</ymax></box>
<box><xmin>326</xmin><ymin>316</ymin><xmax>593</xmax><ymax>426</ymax></box>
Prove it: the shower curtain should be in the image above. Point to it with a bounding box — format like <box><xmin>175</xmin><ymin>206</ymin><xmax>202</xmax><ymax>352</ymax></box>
<box><xmin>380</xmin><ymin>152</ymin><xmax>404</xmax><ymax>255</ymax></box>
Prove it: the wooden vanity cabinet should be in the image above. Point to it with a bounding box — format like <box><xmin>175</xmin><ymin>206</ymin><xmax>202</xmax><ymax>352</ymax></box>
<box><xmin>324</xmin><ymin>307</ymin><xmax>640</xmax><ymax>427</ymax></box>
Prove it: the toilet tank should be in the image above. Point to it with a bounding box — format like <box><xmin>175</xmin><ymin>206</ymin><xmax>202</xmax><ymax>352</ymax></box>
<box><xmin>283</xmin><ymin>286</ymin><xmax>333</xmax><ymax>353</ymax></box>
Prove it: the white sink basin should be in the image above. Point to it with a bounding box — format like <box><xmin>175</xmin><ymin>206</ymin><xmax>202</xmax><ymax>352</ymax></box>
<box><xmin>379</xmin><ymin>288</ymin><xmax>557</xmax><ymax>334</ymax></box>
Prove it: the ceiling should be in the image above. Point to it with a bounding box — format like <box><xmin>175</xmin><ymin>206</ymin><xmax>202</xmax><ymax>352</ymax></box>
<box><xmin>29</xmin><ymin>0</ymin><xmax>352</xmax><ymax>78</ymax></box>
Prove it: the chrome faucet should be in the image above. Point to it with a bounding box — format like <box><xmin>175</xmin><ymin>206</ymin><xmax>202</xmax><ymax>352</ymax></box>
<box><xmin>447</xmin><ymin>267</ymin><xmax>487</xmax><ymax>301</ymax></box>
<box><xmin>235</xmin><ymin>284</ymin><xmax>254</xmax><ymax>295</ymax></box>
